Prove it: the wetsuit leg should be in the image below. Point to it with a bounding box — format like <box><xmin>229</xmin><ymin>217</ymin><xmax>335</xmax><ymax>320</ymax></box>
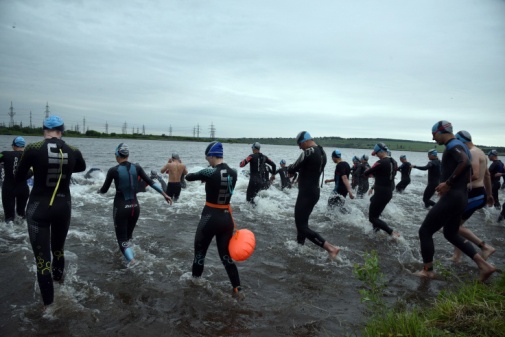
<box><xmin>50</xmin><ymin>201</ymin><xmax>71</xmax><ymax>281</ymax></box>
<box><xmin>395</xmin><ymin>179</ymin><xmax>410</xmax><ymax>193</ymax></box>
<box><xmin>28</xmin><ymin>220</ymin><xmax>54</xmax><ymax>305</ymax></box>
<box><xmin>246</xmin><ymin>178</ymin><xmax>262</xmax><ymax>203</ymax></box>
<box><xmin>368</xmin><ymin>187</ymin><xmax>393</xmax><ymax>234</ymax></box>
<box><xmin>294</xmin><ymin>188</ymin><xmax>325</xmax><ymax>247</ymax></box>
<box><xmin>113</xmin><ymin>201</ymin><xmax>139</xmax><ymax>261</ymax></box>
<box><xmin>214</xmin><ymin>211</ymin><xmax>240</xmax><ymax>288</ymax></box>
<box><xmin>2</xmin><ymin>185</ymin><xmax>15</xmax><ymax>222</ymax></box>
<box><xmin>423</xmin><ymin>184</ymin><xmax>437</xmax><ymax>207</ymax></box>
<box><xmin>491</xmin><ymin>181</ymin><xmax>500</xmax><ymax>208</ymax></box>
<box><xmin>15</xmin><ymin>184</ymin><xmax>30</xmax><ymax>218</ymax></box>
<box><xmin>192</xmin><ymin>213</ymin><xmax>214</xmax><ymax>277</ymax></box>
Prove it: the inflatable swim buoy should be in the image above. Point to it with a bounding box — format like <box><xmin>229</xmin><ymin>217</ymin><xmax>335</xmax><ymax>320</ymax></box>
<box><xmin>229</xmin><ymin>229</ymin><xmax>256</xmax><ymax>262</ymax></box>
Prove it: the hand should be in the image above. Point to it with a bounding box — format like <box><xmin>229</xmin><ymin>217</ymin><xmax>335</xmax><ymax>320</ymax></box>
<box><xmin>348</xmin><ymin>192</ymin><xmax>355</xmax><ymax>199</ymax></box>
<box><xmin>164</xmin><ymin>194</ymin><xmax>173</xmax><ymax>205</ymax></box>
<box><xmin>324</xmin><ymin>179</ymin><xmax>330</xmax><ymax>184</ymax></box>
<box><xmin>368</xmin><ymin>189</ymin><xmax>374</xmax><ymax>196</ymax></box>
<box><xmin>435</xmin><ymin>182</ymin><xmax>450</xmax><ymax>196</ymax></box>
<box><xmin>486</xmin><ymin>195</ymin><xmax>494</xmax><ymax>207</ymax></box>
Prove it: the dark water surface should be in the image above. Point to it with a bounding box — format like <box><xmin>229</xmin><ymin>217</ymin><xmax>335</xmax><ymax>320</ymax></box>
<box><xmin>1</xmin><ymin>136</ymin><xmax>504</xmax><ymax>336</ymax></box>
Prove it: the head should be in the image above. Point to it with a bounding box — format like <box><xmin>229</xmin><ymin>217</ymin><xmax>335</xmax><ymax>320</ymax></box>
<box><xmin>371</xmin><ymin>143</ymin><xmax>388</xmax><ymax>158</ymax></box>
<box><xmin>455</xmin><ymin>130</ymin><xmax>472</xmax><ymax>144</ymax></box>
<box><xmin>150</xmin><ymin>169</ymin><xmax>158</xmax><ymax>176</ymax></box>
<box><xmin>205</xmin><ymin>141</ymin><xmax>224</xmax><ymax>166</ymax></box>
<box><xmin>331</xmin><ymin>149</ymin><xmax>342</xmax><ymax>162</ymax></box>
<box><xmin>43</xmin><ymin>115</ymin><xmax>65</xmax><ymax>138</ymax></box>
<box><xmin>431</xmin><ymin>120</ymin><xmax>453</xmax><ymax>145</ymax></box>
<box><xmin>361</xmin><ymin>154</ymin><xmax>369</xmax><ymax>162</ymax></box>
<box><xmin>295</xmin><ymin>131</ymin><xmax>313</xmax><ymax>149</ymax></box>
<box><xmin>428</xmin><ymin>149</ymin><xmax>438</xmax><ymax>159</ymax></box>
<box><xmin>280</xmin><ymin>159</ymin><xmax>286</xmax><ymax>167</ymax></box>
<box><xmin>352</xmin><ymin>156</ymin><xmax>360</xmax><ymax>164</ymax></box>
<box><xmin>488</xmin><ymin>149</ymin><xmax>498</xmax><ymax>160</ymax></box>
<box><xmin>399</xmin><ymin>155</ymin><xmax>407</xmax><ymax>162</ymax></box>
<box><xmin>172</xmin><ymin>153</ymin><xmax>180</xmax><ymax>160</ymax></box>
<box><xmin>12</xmin><ymin>136</ymin><xmax>26</xmax><ymax>149</ymax></box>
<box><xmin>115</xmin><ymin>142</ymin><xmax>129</xmax><ymax>161</ymax></box>
<box><xmin>251</xmin><ymin>142</ymin><xmax>261</xmax><ymax>152</ymax></box>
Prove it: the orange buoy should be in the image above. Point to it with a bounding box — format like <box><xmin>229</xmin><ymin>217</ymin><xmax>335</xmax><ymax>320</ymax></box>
<box><xmin>228</xmin><ymin>229</ymin><xmax>256</xmax><ymax>262</ymax></box>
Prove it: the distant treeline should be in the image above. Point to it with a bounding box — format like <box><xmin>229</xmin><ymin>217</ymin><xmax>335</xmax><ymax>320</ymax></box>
<box><xmin>1</xmin><ymin>125</ymin><xmax>503</xmax><ymax>154</ymax></box>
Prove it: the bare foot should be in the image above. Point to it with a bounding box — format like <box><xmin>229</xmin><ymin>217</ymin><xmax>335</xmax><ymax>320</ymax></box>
<box><xmin>480</xmin><ymin>245</ymin><xmax>496</xmax><ymax>261</ymax></box>
<box><xmin>413</xmin><ymin>269</ymin><xmax>436</xmax><ymax>279</ymax></box>
<box><xmin>328</xmin><ymin>247</ymin><xmax>340</xmax><ymax>260</ymax></box>
<box><xmin>449</xmin><ymin>254</ymin><xmax>462</xmax><ymax>263</ymax></box>
<box><xmin>479</xmin><ymin>264</ymin><xmax>496</xmax><ymax>282</ymax></box>
<box><xmin>391</xmin><ymin>231</ymin><xmax>401</xmax><ymax>238</ymax></box>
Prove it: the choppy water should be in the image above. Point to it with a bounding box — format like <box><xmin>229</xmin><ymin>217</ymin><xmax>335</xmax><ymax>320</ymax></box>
<box><xmin>0</xmin><ymin>135</ymin><xmax>504</xmax><ymax>337</ymax></box>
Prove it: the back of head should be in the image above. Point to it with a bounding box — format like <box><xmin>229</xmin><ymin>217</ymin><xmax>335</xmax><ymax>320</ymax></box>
<box><xmin>372</xmin><ymin>143</ymin><xmax>388</xmax><ymax>156</ymax></box>
<box><xmin>400</xmin><ymin>155</ymin><xmax>407</xmax><ymax>160</ymax></box>
<box><xmin>332</xmin><ymin>149</ymin><xmax>342</xmax><ymax>159</ymax></box>
<box><xmin>12</xmin><ymin>136</ymin><xmax>26</xmax><ymax>148</ymax></box>
<box><xmin>361</xmin><ymin>154</ymin><xmax>369</xmax><ymax>161</ymax></box>
<box><xmin>252</xmin><ymin>142</ymin><xmax>261</xmax><ymax>150</ymax></box>
<box><xmin>43</xmin><ymin>115</ymin><xmax>65</xmax><ymax>131</ymax></box>
<box><xmin>115</xmin><ymin>143</ymin><xmax>129</xmax><ymax>158</ymax></box>
<box><xmin>205</xmin><ymin>141</ymin><xmax>223</xmax><ymax>158</ymax></box>
<box><xmin>428</xmin><ymin>149</ymin><xmax>438</xmax><ymax>157</ymax></box>
<box><xmin>432</xmin><ymin>120</ymin><xmax>453</xmax><ymax>135</ymax></box>
<box><xmin>280</xmin><ymin>159</ymin><xmax>286</xmax><ymax>165</ymax></box>
<box><xmin>172</xmin><ymin>153</ymin><xmax>180</xmax><ymax>160</ymax></box>
<box><xmin>455</xmin><ymin>130</ymin><xmax>472</xmax><ymax>143</ymax></box>
<box><xmin>488</xmin><ymin>149</ymin><xmax>498</xmax><ymax>157</ymax></box>
<box><xmin>296</xmin><ymin>131</ymin><xmax>312</xmax><ymax>144</ymax></box>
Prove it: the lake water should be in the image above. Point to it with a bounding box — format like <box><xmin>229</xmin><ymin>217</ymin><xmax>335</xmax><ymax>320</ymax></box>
<box><xmin>0</xmin><ymin>135</ymin><xmax>504</xmax><ymax>336</ymax></box>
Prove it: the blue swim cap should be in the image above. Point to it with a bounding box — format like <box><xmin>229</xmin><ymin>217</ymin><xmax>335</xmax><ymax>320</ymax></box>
<box><xmin>115</xmin><ymin>143</ymin><xmax>129</xmax><ymax>157</ymax></box>
<box><xmin>431</xmin><ymin>120</ymin><xmax>453</xmax><ymax>135</ymax></box>
<box><xmin>331</xmin><ymin>149</ymin><xmax>341</xmax><ymax>158</ymax></box>
<box><xmin>43</xmin><ymin>115</ymin><xmax>65</xmax><ymax>131</ymax></box>
<box><xmin>205</xmin><ymin>141</ymin><xmax>223</xmax><ymax>158</ymax></box>
<box><xmin>455</xmin><ymin>130</ymin><xmax>472</xmax><ymax>143</ymax></box>
<box><xmin>372</xmin><ymin>143</ymin><xmax>387</xmax><ymax>156</ymax></box>
<box><xmin>252</xmin><ymin>142</ymin><xmax>261</xmax><ymax>150</ymax></box>
<box><xmin>488</xmin><ymin>149</ymin><xmax>498</xmax><ymax>157</ymax></box>
<box><xmin>400</xmin><ymin>155</ymin><xmax>407</xmax><ymax>160</ymax></box>
<box><xmin>12</xmin><ymin>136</ymin><xmax>25</xmax><ymax>147</ymax></box>
<box><xmin>428</xmin><ymin>149</ymin><xmax>438</xmax><ymax>156</ymax></box>
<box><xmin>280</xmin><ymin>159</ymin><xmax>286</xmax><ymax>165</ymax></box>
<box><xmin>296</xmin><ymin>131</ymin><xmax>312</xmax><ymax>144</ymax></box>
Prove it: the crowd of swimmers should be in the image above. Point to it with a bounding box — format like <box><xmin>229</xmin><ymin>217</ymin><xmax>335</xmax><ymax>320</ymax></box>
<box><xmin>0</xmin><ymin>116</ymin><xmax>503</xmax><ymax>310</ymax></box>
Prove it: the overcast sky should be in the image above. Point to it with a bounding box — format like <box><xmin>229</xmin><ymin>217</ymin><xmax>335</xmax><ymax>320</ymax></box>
<box><xmin>1</xmin><ymin>0</ymin><xmax>504</xmax><ymax>146</ymax></box>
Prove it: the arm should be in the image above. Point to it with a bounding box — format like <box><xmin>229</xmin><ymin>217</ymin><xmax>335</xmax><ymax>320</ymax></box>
<box><xmin>138</xmin><ymin>164</ymin><xmax>172</xmax><ymax>204</ymax></box>
<box><xmin>98</xmin><ymin>167</ymin><xmax>115</xmax><ymax>194</ymax></box>
<box><xmin>15</xmin><ymin>147</ymin><xmax>33</xmax><ymax>184</ymax></box>
<box><xmin>437</xmin><ymin>146</ymin><xmax>471</xmax><ymax>195</ymax></box>
<box><xmin>239</xmin><ymin>155</ymin><xmax>252</xmax><ymax>168</ymax></box>
<box><xmin>73</xmin><ymin>150</ymin><xmax>87</xmax><ymax>173</ymax></box>
<box><xmin>414</xmin><ymin>162</ymin><xmax>432</xmax><ymax>171</ymax></box>
<box><xmin>342</xmin><ymin>175</ymin><xmax>354</xmax><ymax>199</ymax></box>
<box><xmin>266</xmin><ymin>157</ymin><xmax>276</xmax><ymax>178</ymax></box>
<box><xmin>186</xmin><ymin>167</ymin><xmax>215</xmax><ymax>182</ymax></box>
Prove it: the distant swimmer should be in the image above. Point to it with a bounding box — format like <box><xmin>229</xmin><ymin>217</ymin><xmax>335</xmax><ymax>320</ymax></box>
<box><xmin>273</xmin><ymin>159</ymin><xmax>295</xmax><ymax>190</ymax></box>
<box><xmin>0</xmin><ymin>136</ymin><xmax>31</xmax><ymax>223</ymax></box>
<box><xmin>395</xmin><ymin>155</ymin><xmax>412</xmax><ymax>193</ymax></box>
<box><xmin>350</xmin><ymin>156</ymin><xmax>360</xmax><ymax>190</ymax></box>
<box><xmin>288</xmin><ymin>131</ymin><xmax>341</xmax><ymax>259</ymax></box>
<box><xmin>84</xmin><ymin>168</ymin><xmax>102</xmax><ymax>179</ymax></box>
<box><xmin>487</xmin><ymin>149</ymin><xmax>503</xmax><ymax>210</ymax></box>
<box><xmin>355</xmin><ymin>154</ymin><xmax>371</xmax><ymax>198</ymax></box>
<box><xmin>15</xmin><ymin>116</ymin><xmax>86</xmax><ymax>308</ymax></box>
<box><xmin>99</xmin><ymin>143</ymin><xmax>172</xmax><ymax>267</ymax></box>
<box><xmin>160</xmin><ymin>153</ymin><xmax>188</xmax><ymax>202</ymax></box>
<box><xmin>239</xmin><ymin>142</ymin><xmax>276</xmax><ymax>205</ymax></box>
<box><xmin>185</xmin><ymin>141</ymin><xmax>243</xmax><ymax>298</ymax></box>
<box><xmin>415</xmin><ymin>121</ymin><xmax>495</xmax><ymax>282</ymax></box>
<box><xmin>150</xmin><ymin>169</ymin><xmax>167</xmax><ymax>192</ymax></box>
<box><xmin>411</xmin><ymin>149</ymin><xmax>441</xmax><ymax>208</ymax></box>
<box><xmin>450</xmin><ymin>130</ymin><xmax>495</xmax><ymax>262</ymax></box>
<box><xmin>364</xmin><ymin>143</ymin><xmax>400</xmax><ymax>238</ymax></box>
<box><xmin>324</xmin><ymin>149</ymin><xmax>354</xmax><ymax>210</ymax></box>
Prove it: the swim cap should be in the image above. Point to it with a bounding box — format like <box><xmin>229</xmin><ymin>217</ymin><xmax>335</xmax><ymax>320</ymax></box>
<box><xmin>431</xmin><ymin>120</ymin><xmax>453</xmax><ymax>135</ymax></box>
<box><xmin>205</xmin><ymin>141</ymin><xmax>223</xmax><ymax>158</ymax></box>
<box><xmin>296</xmin><ymin>131</ymin><xmax>312</xmax><ymax>144</ymax></box>
<box><xmin>252</xmin><ymin>142</ymin><xmax>261</xmax><ymax>150</ymax></box>
<box><xmin>488</xmin><ymin>149</ymin><xmax>498</xmax><ymax>157</ymax></box>
<box><xmin>372</xmin><ymin>143</ymin><xmax>387</xmax><ymax>156</ymax></box>
<box><xmin>12</xmin><ymin>136</ymin><xmax>25</xmax><ymax>147</ymax></box>
<box><xmin>172</xmin><ymin>153</ymin><xmax>180</xmax><ymax>160</ymax></box>
<box><xmin>428</xmin><ymin>149</ymin><xmax>438</xmax><ymax>156</ymax></box>
<box><xmin>455</xmin><ymin>130</ymin><xmax>472</xmax><ymax>143</ymax></box>
<box><xmin>332</xmin><ymin>149</ymin><xmax>342</xmax><ymax>158</ymax></box>
<box><xmin>280</xmin><ymin>159</ymin><xmax>286</xmax><ymax>165</ymax></box>
<box><xmin>352</xmin><ymin>155</ymin><xmax>360</xmax><ymax>163</ymax></box>
<box><xmin>361</xmin><ymin>154</ymin><xmax>369</xmax><ymax>161</ymax></box>
<box><xmin>150</xmin><ymin>170</ymin><xmax>158</xmax><ymax>176</ymax></box>
<box><xmin>43</xmin><ymin>115</ymin><xmax>65</xmax><ymax>131</ymax></box>
<box><xmin>115</xmin><ymin>143</ymin><xmax>129</xmax><ymax>157</ymax></box>
<box><xmin>400</xmin><ymin>155</ymin><xmax>407</xmax><ymax>160</ymax></box>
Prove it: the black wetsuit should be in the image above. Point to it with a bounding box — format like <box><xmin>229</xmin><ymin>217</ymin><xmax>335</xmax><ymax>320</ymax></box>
<box><xmin>288</xmin><ymin>145</ymin><xmax>327</xmax><ymax>246</ymax></box>
<box><xmin>418</xmin><ymin>138</ymin><xmax>476</xmax><ymax>264</ymax></box>
<box><xmin>240</xmin><ymin>153</ymin><xmax>276</xmax><ymax>203</ymax></box>
<box><xmin>99</xmin><ymin>162</ymin><xmax>164</xmax><ymax>262</ymax></box>
<box><xmin>413</xmin><ymin>158</ymin><xmax>442</xmax><ymax>208</ymax></box>
<box><xmin>15</xmin><ymin>137</ymin><xmax>86</xmax><ymax>306</ymax></box>
<box><xmin>355</xmin><ymin>162</ymin><xmax>370</xmax><ymax>198</ymax></box>
<box><xmin>395</xmin><ymin>161</ymin><xmax>411</xmax><ymax>192</ymax></box>
<box><xmin>275</xmin><ymin>166</ymin><xmax>292</xmax><ymax>190</ymax></box>
<box><xmin>364</xmin><ymin>157</ymin><xmax>396</xmax><ymax>234</ymax></box>
<box><xmin>350</xmin><ymin>162</ymin><xmax>359</xmax><ymax>189</ymax></box>
<box><xmin>488</xmin><ymin>159</ymin><xmax>504</xmax><ymax>208</ymax></box>
<box><xmin>185</xmin><ymin>163</ymin><xmax>240</xmax><ymax>289</ymax></box>
<box><xmin>166</xmin><ymin>182</ymin><xmax>182</xmax><ymax>201</ymax></box>
<box><xmin>0</xmin><ymin>150</ymin><xmax>31</xmax><ymax>222</ymax></box>
<box><xmin>328</xmin><ymin>161</ymin><xmax>351</xmax><ymax>208</ymax></box>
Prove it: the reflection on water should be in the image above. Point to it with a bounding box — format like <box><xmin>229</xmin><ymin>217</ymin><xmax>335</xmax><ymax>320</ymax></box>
<box><xmin>0</xmin><ymin>136</ymin><xmax>503</xmax><ymax>336</ymax></box>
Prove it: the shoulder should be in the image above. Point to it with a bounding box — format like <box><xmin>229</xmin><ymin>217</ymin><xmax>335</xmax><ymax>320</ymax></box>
<box><xmin>25</xmin><ymin>140</ymin><xmax>45</xmax><ymax>151</ymax></box>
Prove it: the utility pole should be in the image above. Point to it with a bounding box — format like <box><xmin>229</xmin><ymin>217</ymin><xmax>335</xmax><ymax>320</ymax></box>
<box><xmin>83</xmin><ymin>117</ymin><xmax>86</xmax><ymax>134</ymax></box>
<box><xmin>29</xmin><ymin>110</ymin><xmax>33</xmax><ymax>128</ymax></box>
<box><xmin>105</xmin><ymin>121</ymin><xmax>109</xmax><ymax>134</ymax></box>
<box><xmin>196</xmin><ymin>124</ymin><xmax>201</xmax><ymax>138</ymax></box>
<box><xmin>122</xmin><ymin>122</ymin><xmax>127</xmax><ymax>134</ymax></box>
<box><xmin>142</xmin><ymin>125</ymin><xmax>145</xmax><ymax>135</ymax></box>
<box><xmin>45</xmin><ymin>102</ymin><xmax>50</xmax><ymax>118</ymax></box>
<box><xmin>8</xmin><ymin>101</ymin><xmax>15</xmax><ymax>127</ymax></box>
<box><xmin>210</xmin><ymin>122</ymin><xmax>216</xmax><ymax>139</ymax></box>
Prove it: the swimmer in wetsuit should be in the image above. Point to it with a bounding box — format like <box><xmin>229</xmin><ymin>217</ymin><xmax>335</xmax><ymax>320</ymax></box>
<box><xmin>185</xmin><ymin>141</ymin><xmax>243</xmax><ymax>298</ymax></box>
<box><xmin>160</xmin><ymin>153</ymin><xmax>188</xmax><ymax>202</ymax></box>
<box><xmin>15</xmin><ymin>116</ymin><xmax>86</xmax><ymax>308</ymax></box>
<box><xmin>415</xmin><ymin>121</ymin><xmax>495</xmax><ymax>282</ymax></box>
<box><xmin>411</xmin><ymin>149</ymin><xmax>442</xmax><ymax>208</ymax></box>
<box><xmin>99</xmin><ymin>143</ymin><xmax>172</xmax><ymax>266</ymax></box>
<box><xmin>364</xmin><ymin>143</ymin><xmax>400</xmax><ymax>237</ymax></box>
<box><xmin>395</xmin><ymin>155</ymin><xmax>411</xmax><ymax>193</ymax></box>
<box><xmin>288</xmin><ymin>131</ymin><xmax>340</xmax><ymax>259</ymax></box>
<box><xmin>324</xmin><ymin>149</ymin><xmax>354</xmax><ymax>209</ymax></box>
<box><xmin>239</xmin><ymin>142</ymin><xmax>276</xmax><ymax>204</ymax></box>
<box><xmin>273</xmin><ymin>159</ymin><xmax>293</xmax><ymax>190</ymax></box>
<box><xmin>355</xmin><ymin>154</ymin><xmax>371</xmax><ymax>198</ymax></box>
<box><xmin>0</xmin><ymin>136</ymin><xmax>31</xmax><ymax>223</ymax></box>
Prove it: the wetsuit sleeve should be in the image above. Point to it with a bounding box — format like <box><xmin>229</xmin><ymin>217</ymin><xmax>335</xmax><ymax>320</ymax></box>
<box><xmin>186</xmin><ymin>167</ymin><xmax>215</xmax><ymax>182</ymax></box>
<box><xmin>415</xmin><ymin>162</ymin><xmax>432</xmax><ymax>171</ymax></box>
<box><xmin>266</xmin><ymin>157</ymin><xmax>276</xmax><ymax>174</ymax></box>
<box><xmin>445</xmin><ymin>145</ymin><xmax>471</xmax><ymax>186</ymax></box>
<box><xmin>364</xmin><ymin>161</ymin><xmax>380</xmax><ymax>177</ymax></box>
<box><xmin>73</xmin><ymin>149</ymin><xmax>86</xmax><ymax>173</ymax></box>
<box><xmin>99</xmin><ymin>167</ymin><xmax>116</xmax><ymax>193</ymax></box>
<box><xmin>0</xmin><ymin>152</ymin><xmax>4</xmax><ymax>163</ymax></box>
<box><xmin>239</xmin><ymin>155</ymin><xmax>252</xmax><ymax>168</ymax></box>
<box><xmin>288</xmin><ymin>151</ymin><xmax>306</xmax><ymax>174</ymax></box>
<box><xmin>14</xmin><ymin>146</ymin><xmax>34</xmax><ymax>183</ymax></box>
<box><xmin>137</xmin><ymin>164</ymin><xmax>163</xmax><ymax>194</ymax></box>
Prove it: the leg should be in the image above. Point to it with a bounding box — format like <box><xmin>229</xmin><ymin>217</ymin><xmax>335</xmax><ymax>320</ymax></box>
<box><xmin>215</xmin><ymin>213</ymin><xmax>240</xmax><ymax>288</ymax></box>
<box><xmin>192</xmin><ymin>214</ymin><xmax>214</xmax><ymax>277</ymax></box>
<box><xmin>27</xmin><ymin>219</ymin><xmax>54</xmax><ymax>306</ymax></box>
<box><xmin>2</xmin><ymin>187</ymin><xmax>16</xmax><ymax>222</ymax></box>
